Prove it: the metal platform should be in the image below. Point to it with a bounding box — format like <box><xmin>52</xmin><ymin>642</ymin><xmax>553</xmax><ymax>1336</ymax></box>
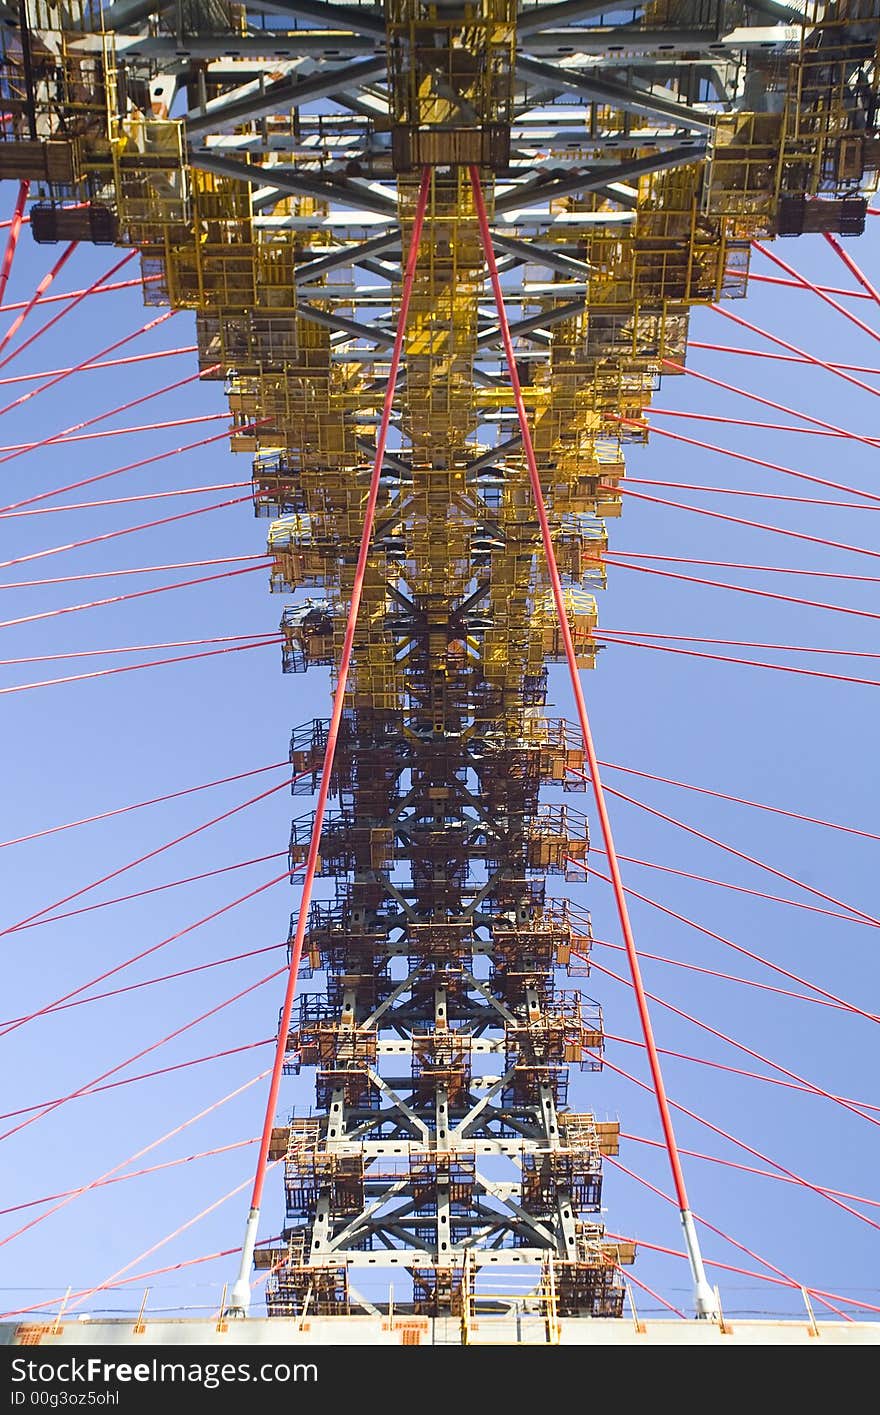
<box><xmin>3</xmin><ymin>1316</ymin><xmax>879</xmax><ymax>1347</ymax></box>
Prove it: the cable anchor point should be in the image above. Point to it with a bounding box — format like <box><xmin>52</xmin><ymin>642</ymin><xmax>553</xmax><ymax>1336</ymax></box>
<box><xmin>227</xmin><ymin>1206</ymin><xmax>260</xmax><ymax>1317</ymax></box>
<box><xmin>681</xmin><ymin>1208</ymin><xmax>720</xmax><ymax>1320</ymax></box>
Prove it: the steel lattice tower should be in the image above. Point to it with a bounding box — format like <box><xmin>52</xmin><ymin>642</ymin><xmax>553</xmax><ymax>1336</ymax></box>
<box><xmin>3</xmin><ymin>0</ymin><xmax>878</xmax><ymax>1335</ymax></box>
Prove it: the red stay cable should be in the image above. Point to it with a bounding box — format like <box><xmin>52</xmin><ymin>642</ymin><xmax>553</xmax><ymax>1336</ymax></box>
<box><xmin>0</xmin><ymin>411</ymin><xmax>230</xmax><ymax>451</ymax></box>
<box><xmin>0</xmin><ymin>361</ymin><xmax>217</xmax><ymax>468</ymax></box>
<box><xmin>608</xmin><ymin>489</ymin><xmax>880</xmax><ymax>569</ymax></box>
<box><xmin>0</xmin><ymin>757</ymin><xmax>289</xmax><ymax>851</ymax></box>
<box><xmin>10</xmin><ymin>828</ymin><xmax>289</xmax><ymax>926</ymax></box>
<box><xmin>469</xmin><ymin>163</ymin><xmax>715</xmax><ymax>1315</ymax></box>
<box><xmin>711</xmin><ymin>303</ymin><xmax>880</xmax><ymax>399</ymax></box>
<box><xmin>0</xmin><ymin>631</ymin><xmax>276</xmax><ymax>668</ymax></box>
<box><xmin>2</xmin><ymin>256</ymin><xmax>143</xmax><ymax>387</ymax></box>
<box><xmin>598</xmin><ymin>628</ymin><xmax>880</xmax><ymax>661</ymax></box>
<box><xmin>605</xmin><ymin>1026</ymin><xmax>880</xmax><ymax>1120</ymax></box>
<box><xmin>0</xmin><ymin>242</ymin><xmax>77</xmax><ymax>367</ymax></box>
<box><xmin>605</xmin><ymin>1228</ymin><xmax>880</xmax><ymax>1317</ymax></box>
<box><xmin>0</xmin><ymin>342</ymin><xmax>197</xmax><ymax>391</ymax></box>
<box><xmin>622</xmin><ymin>475</ymin><xmax>877</xmax><ymax>513</ymax></box>
<box><xmin>660</xmin><ymin>356</ymin><xmax>880</xmax><ymax>448</ymax></box>
<box><xmin>0</xmin><ymin>272</ymin><xmax>160</xmax><ymax>315</ymax></box>
<box><xmin>0</xmin><ymin>636</ymin><xmax>278</xmax><ymax>698</ymax></box>
<box><xmin>0</xmin><ymin>776</ymin><xmax>294</xmax><ymax>960</ymax></box>
<box><xmin>649</xmin><ymin>406</ymin><xmax>879</xmax><ymax>442</ymax></box>
<box><xmin>753</xmin><ymin>240</ymin><xmax>880</xmax><ymax>344</ymax></box>
<box><xmin>0</xmin><ymin>1249</ymin><xmax>244</xmax><ymax>1321</ymax></box>
<box><xmin>0</xmin><ymin>275</ymin><xmax>161</xmax><ymax>320</ymax></box>
<box><xmin>1</xmin><ymin>940</ymin><xmax>286</xmax><ymax>1021</ymax></box>
<box><xmin>0</xmin><ymin>1041</ymin><xmax>273</xmax><ymax>1125</ymax></box>
<box><xmin>589</xmin><ymin>841</ymin><xmax>869</xmax><ymax>928</ymax></box>
<box><xmin>617</xmin><ymin>1267</ymin><xmax>685</xmax><ymax>1320</ymax></box>
<box><xmin>0</xmin><ymin>182</ymin><xmax>28</xmax><ymax>306</ymax></box>
<box><xmin>597</xmin><ymin>1048</ymin><xmax>880</xmax><ymax>1236</ymax></box>
<box><xmin>0</xmin><ymin>553</ymin><xmax>265</xmax><ymax>636</ymax></box>
<box><xmin>617</xmin><ymin>416</ymin><xmax>880</xmax><ymax>505</ymax></box>
<box><xmin>596</xmin><ymin>756</ymin><xmax>880</xmax><ymax>847</ymax></box>
<box><xmin>596</xmin><ymin>630</ymin><xmax>880</xmax><ymax>692</ymax></box>
<box><xmin>571</xmin><ymin>889</ymin><xmax>850</xmax><ymax>1017</ymax></box>
<box><xmin>571</xmin><ymin>767</ymin><xmax>880</xmax><ymax>935</ymax></box>
<box><xmin>0</xmin><ymin>1071</ymin><xmax>268</xmax><ymax>1248</ymax></box>
<box><xmin>621</xmin><ymin>1130</ymin><xmax>880</xmax><ymax>1213</ymax></box>
<box><xmin>594</xmin><ymin>956</ymin><xmax>880</xmax><ymax>1129</ymax></box>
<box><xmin>229</xmin><ymin>165</ymin><xmax>433</xmax><ymax>1316</ymax></box>
<box><xmin>742</xmin><ymin>269</ymin><xmax>875</xmax><ymax>303</ymax></box>
<box><xmin>0</xmin><ymin>965</ymin><xmax>287</xmax><ymax>1146</ymax></box>
<box><xmin>0</xmin><ymin>308</ymin><xmax>179</xmax><ymax>420</ymax></box>
<box><xmin>0</xmin><ymin>418</ymin><xmax>263</xmax><ymax>517</ymax></box>
<box><xmin>592</xmin><ymin>935</ymin><xmax>851</xmax><ymax>1016</ymax></box>
<box><xmin>582</xmin><ymin>858</ymin><xmax>876</xmax><ymax>1026</ymax></box>
<box><xmin>601</xmin><ymin>533</ymin><xmax>880</xmax><ymax>624</ymax></box>
<box><xmin>0</xmin><ymin>551</ymin><xmax>268</xmax><ymax>589</ymax></box>
<box><xmin>689</xmin><ymin>338</ymin><xmax>880</xmax><ymax>376</ymax></box>
<box><xmin>0</xmin><ymin>480</ymin><xmax>250</xmax><ymax>521</ymax></box>
<box><xmin>71</xmin><ymin>1168</ymin><xmax>281</xmax><ymax>1313</ymax></box>
<box><xmin>605</xmin><ymin>1155</ymin><xmax>851</xmax><ymax>1323</ymax></box>
<box><xmin>823</xmin><ymin>232</ymin><xmax>880</xmax><ymax>311</ymax></box>
<box><xmin>0</xmin><ymin>880</ymin><xmax>291</xmax><ymax>1062</ymax></box>
<box><xmin>0</xmin><ymin>1137</ymin><xmax>258</xmax><ymax>1220</ymax></box>
<box><xmin>0</xmin><ymin>499</ymin><xmax>260</xmax><ymax>572</ymax></box>
<box><xmin>601</xmin><ymin>551</ymin><xmax>880</xmax><ymax>586</ymax></box>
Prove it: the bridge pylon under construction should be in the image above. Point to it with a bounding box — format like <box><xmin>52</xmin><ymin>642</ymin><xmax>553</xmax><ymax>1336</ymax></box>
<box><xmin>1</xmin><ymin>0</ymin><xmax>879</xmax><ymax>1341</ymax></box>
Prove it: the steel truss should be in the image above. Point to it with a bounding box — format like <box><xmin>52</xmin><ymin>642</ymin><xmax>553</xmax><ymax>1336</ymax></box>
<box><xmin>3</xmin><ymin>0</ymin><xmax>877</xmax><ymax>1325</ymax></box>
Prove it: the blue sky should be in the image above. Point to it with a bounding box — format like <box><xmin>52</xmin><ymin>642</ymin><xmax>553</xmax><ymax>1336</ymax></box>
<box><xmin>0</xmin><ymin>216</ymin><xmax>878</xmax><ymax>1323</ymax></box>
